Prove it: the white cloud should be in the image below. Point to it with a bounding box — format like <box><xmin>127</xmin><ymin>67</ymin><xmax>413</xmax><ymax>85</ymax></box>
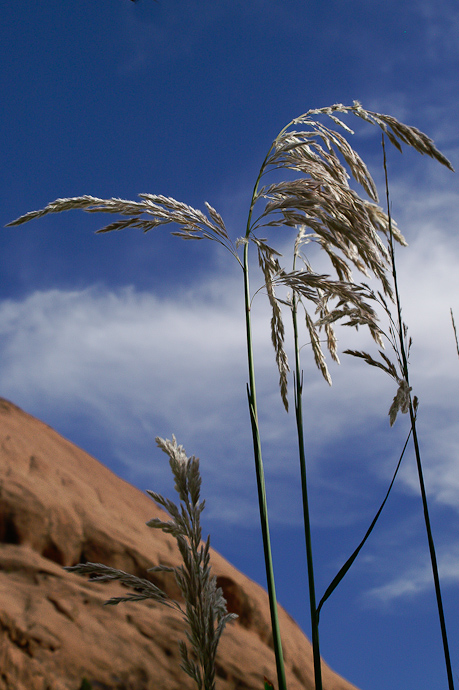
<box><xmin>0</xmin><ymin>182</ymin><xmax>458</xmax><ymax>546</ymax></box>
<box><xmin>364</xmin><ymin>543</ymin><xmax>459</xmax><ymax>604</ymax></box>
<box><xmin>0</xmin><ymin>280</ymin><xmax>246</xmax><ymax>443</ymax></box>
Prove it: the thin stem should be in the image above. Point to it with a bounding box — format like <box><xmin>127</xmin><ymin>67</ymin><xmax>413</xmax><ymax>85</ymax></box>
<box><xmin>317</xmin><ymin>427</ymin><xmax>412</xmax><ymax>617</ymax></box>
<box><xmin>244</xmin><ymin>116</ymin><xmax>298</xmax><ymax>241</ymax></box>
<box><xmin>383</xmin><ymin>136</ymin><xmax>455</xmax><ymax>690</ymax></box>
<box><xmin>242</xmin><ymin>240</ymin><xmax>287</xmax><ymax>690</ymax></box>
<box><xmin>450</xmin><ymin>309</ymin><xmax>459</xmax><ymax>359</ymax></box>
<box><xmin>292</xmin><ymin>291</ymin><xmax>323</xmax><ymax>690</ymax></box>
<box><xmin>409</xmin><ymin>402</ymin><xmax>455</xmax><ymax>690</ymax></box>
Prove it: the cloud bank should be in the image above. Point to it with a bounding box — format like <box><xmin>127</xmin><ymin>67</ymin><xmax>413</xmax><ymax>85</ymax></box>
<box><xmin>1</xmin><ymin>182</ymin><xmax>458</xmax><ymax>603</ymax></box>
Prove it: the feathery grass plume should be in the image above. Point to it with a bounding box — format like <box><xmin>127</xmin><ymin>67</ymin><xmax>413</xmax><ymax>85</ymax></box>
<box><xmin>65</xmin><ymin>436</ymin><xmax>237</xmax><ymax>690</ymax></box>
<box><xmin>258</xmin><ymin>110</ymin><xmax>453</xmax><ymax>690</ymax></box>
<box><xmin>7</xmin><ymin>104</ymin><xmax>451</xmax><ymax>401</ymax></box>
<box><xmin>244</xmin><ymin>103</ymin><xmax>452</xmax><ymax>399</ymax></box>
<box><xmin>7</xmin><ymin>102</ymin><xmax>453</xmax><ymax>690</ymax></box>
<box><xmin>345</xmin><ymin>135</ymin><xmax>455</xmax><ymax>690</ymax></box>
<box><xmin>7</xmin><ymin>105</ymin><xmax>453</xmax><ymax>403</ymax></box>
<box><xmin>7</xmin><ymin>194</ymin><xmax>239</xmax><ymax>260</ymax></box>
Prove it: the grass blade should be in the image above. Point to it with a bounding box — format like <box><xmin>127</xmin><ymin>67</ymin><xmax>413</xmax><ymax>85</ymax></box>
<box><xmin>316</xmin><ymin>429</ymin><xmax>411</xmax><ymax>619</ymax></box>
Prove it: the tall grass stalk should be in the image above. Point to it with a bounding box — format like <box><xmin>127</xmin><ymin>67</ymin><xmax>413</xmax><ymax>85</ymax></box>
<box><xmin>253</xmin><ymin>107</ymin><xmax>452</xmax><ymax>690</ymax></box>
<box><xmin>242</xmin><ymin>149</ymin><xmax>289</xmax><ymax>690</ymax></box>
<box><xmin>345</xmin><ymin>136</ymin><xmax>454</xmax><ymax>689</ymax></box>
<box><xmin>381</xmin><ymin>137</ymin><xmax>454</xmax><ymax>690</ymax></box>
<box><xmin>7</xmin><ymin>102</ymin><xmax>454</xmax><ymax>690</ymax></box>
<box><xmin>242</xmin><ymin>236</ymin><xmax>288</xmax><ymax>690</ymax></box>
<box><xmin>291</xmin><ymin>289</ymin><xmax>323</xmax><ymax>690</ymax></box>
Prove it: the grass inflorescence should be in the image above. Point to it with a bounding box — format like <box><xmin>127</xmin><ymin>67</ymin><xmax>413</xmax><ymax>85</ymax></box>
<box><xmin>65</xmin><ymin>436</ymin><xmax>237</xmax><ymax>690</ymax></box>
<box><xmin>8</xmin><ymin>102</ymin><xmax>455</xmax><ymax>690</ymax></box>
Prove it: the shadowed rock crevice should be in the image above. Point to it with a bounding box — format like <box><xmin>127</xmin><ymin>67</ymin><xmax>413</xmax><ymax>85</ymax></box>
<box><xmin>42</xmin><ymin>539</ymin><xmax>66</xmax><ymax>566</ymax></box>
<box><xmin>217</xmin><ymin>575</ymin><xmax>254</xmax><ymax>627</ymax></box>
<box><xmin>0</xmin><ymin>508</ymin><xmax>21</xmax><ymax>545</ymax></box>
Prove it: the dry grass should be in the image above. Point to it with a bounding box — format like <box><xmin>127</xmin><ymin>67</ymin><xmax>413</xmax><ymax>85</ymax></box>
<box><xmin>7</xmin><ymin>102</ymin><xmax>455</xmax><ymax>690</ymax></box>
<box><xmin>65</xmin><ymin>436</ymin><xmax>236</xmax><ymax>690</ymax></box>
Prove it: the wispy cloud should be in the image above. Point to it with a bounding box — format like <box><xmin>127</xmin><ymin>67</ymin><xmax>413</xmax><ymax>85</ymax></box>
<box><xmin>364</xmin><ymin>544</ymin><xmax>459</xmax><ymax>604</ymax></box>
<box><xmin>1</xmin><ymin>200</ymin><xmax>458</xmax><ymax>534</ymax></box>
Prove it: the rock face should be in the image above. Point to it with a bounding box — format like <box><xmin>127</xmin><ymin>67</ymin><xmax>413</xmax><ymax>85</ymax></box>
<box><xmin>0</xmin><ymin>398</ymin><xmax>359</xmax><ymax>690</ymax></box>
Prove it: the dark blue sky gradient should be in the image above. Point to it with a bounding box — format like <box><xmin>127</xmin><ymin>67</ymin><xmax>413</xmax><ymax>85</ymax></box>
<box><xmin>2</xmin><ymin>2</ymin><xmax>459</xmax><ymax>689</ymax></box>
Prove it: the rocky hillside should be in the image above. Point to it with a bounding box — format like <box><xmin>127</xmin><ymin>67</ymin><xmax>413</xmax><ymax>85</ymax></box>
<box><xmin>0</xmin><ymin>397</ymin><xmax>360</xmax><ymax>690</ymax></box>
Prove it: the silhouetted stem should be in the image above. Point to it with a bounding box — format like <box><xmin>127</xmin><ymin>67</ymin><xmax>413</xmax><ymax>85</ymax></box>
<box><xmin>408</xmin><ymin>403</ymin><xmax>454</xmax><ymax>690</ymax></box>
<box><xmin>317</xmin><ymin>429</ymin><xmax>411</xmax><ymax>618</ymax></box>
<box><xmin>292</xmin><ymin>292</ymin><xmax>323</xmax><ymax>690</ymax></box>
<box><xmin>450</xmin><ymin>309</ymin><xmax>459</xmax><ymax>359</ymax></box>
<box><xmin>242</xmin><ymin>240</ymin><xmax>287</xmax><ymax>690</ymax></box>
<box><xmin>383</xmin><ymin>136</ymin><xmax>454</xmax><ymax>690</ymax></box>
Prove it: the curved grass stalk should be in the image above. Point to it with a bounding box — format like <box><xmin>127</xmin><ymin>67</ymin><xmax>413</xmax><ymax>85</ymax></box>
<box><xmin>316</xmin><ymin>427</ymin><xmax>411</xmax><ymax>618</ymax></box>
<box><xmin>346</xmin><ymin>138</ymin><xmax>455</xmax><ymax>689</ymax></box>
<box><xmin>382</xmin><ymin>137</ymin><xmax>455</xmax><ymax>690</ymax></box>
<box><xmin>7</xmin><ymin>102</ymin><xmax>454</xmax><ymax>690</ymax></box>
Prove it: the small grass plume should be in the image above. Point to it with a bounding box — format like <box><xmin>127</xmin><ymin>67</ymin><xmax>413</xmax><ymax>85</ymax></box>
<box><xmin>65</xmin><ymin>436</ymin><xmax>237</xmax><ymax>690</ymax></box>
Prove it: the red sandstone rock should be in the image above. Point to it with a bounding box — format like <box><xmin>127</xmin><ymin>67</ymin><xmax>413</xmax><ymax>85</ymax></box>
<box><xmin>0</xmin><ymin>398</ymin><xmax>360</xmax><ymax>690</ymax></box>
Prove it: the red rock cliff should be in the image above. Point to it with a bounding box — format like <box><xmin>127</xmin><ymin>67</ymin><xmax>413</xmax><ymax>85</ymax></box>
<box><xmin>0</xmin><ymin>398</ymin><xmax>360</xmax><ymax>690</ymax></box>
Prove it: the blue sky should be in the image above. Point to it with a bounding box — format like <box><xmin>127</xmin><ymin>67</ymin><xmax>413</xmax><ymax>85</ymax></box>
<box><xmin>2</xmin><ymin>2</ymin><xmax>459</xmax><ymax>689</ymax></box>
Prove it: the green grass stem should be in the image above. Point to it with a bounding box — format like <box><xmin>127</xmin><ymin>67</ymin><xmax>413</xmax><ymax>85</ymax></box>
<box><xmin>242</xmin><ymin>239</ymin><xmax>287</xmax><ymax>690</ymax></box>
<box><xmin>7</xmin><ymin>103</ymin><xmax>454</xmax><ymax>690</ymax></box>
<box><xmin>291</xmin><ymin>291</ymin><xmax>323</xmax><ymax>690</ymax></box>
<box><xmin>383</xmin><ymin>136</ymin><xmax>455</xmax><ymax>690</ymax></box>
<box><xmin>317</xmin><ymin>428</ymin><xmax>411</xmax><ymax>618</ymax></box>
